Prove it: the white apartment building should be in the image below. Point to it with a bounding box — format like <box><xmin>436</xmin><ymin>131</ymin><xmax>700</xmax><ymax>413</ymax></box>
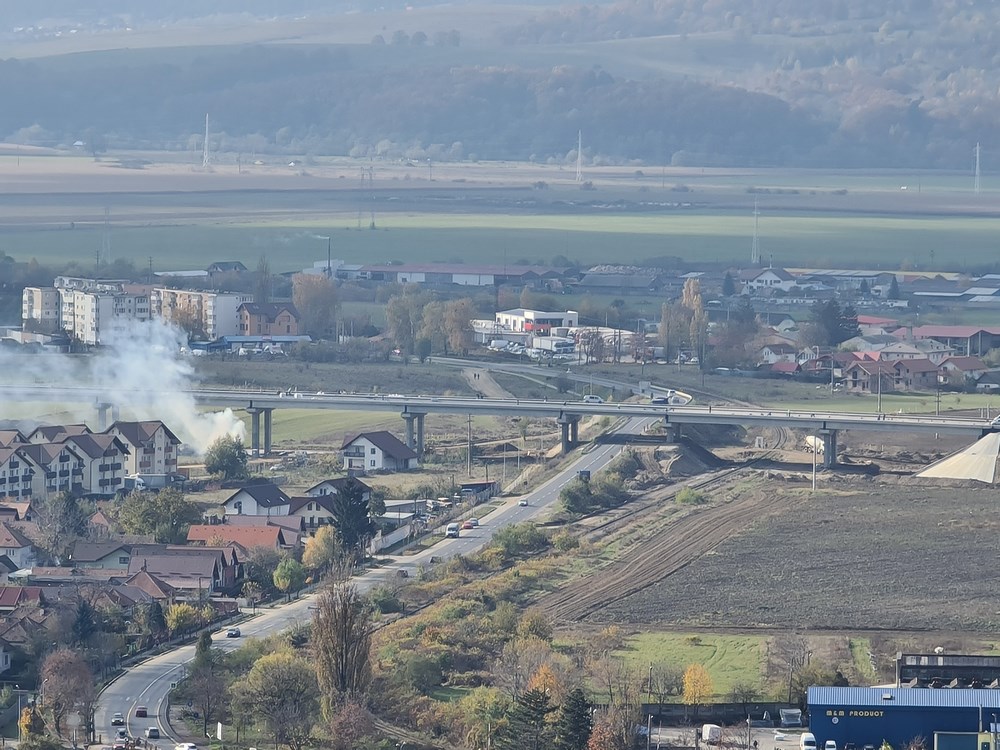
<box><xmin>61</xmin><ymin>288</ymin><xmax>151</xmax><ymax>345</ymax></box>
<box><xmin>153</xmin><ymin>289</ymin><xmax>251</xmax><ymax>339</ymax></box>
<box><xmin>21</xmin><ymin>287</ymin><xmax>61</xmax><ymax>332</ymax></box>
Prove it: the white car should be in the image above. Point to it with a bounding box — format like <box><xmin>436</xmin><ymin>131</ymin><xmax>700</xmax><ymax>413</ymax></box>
<box><xmin>175</xmin><ymin>744</ymin><xmax>198</xmax><ymax>750</ymax></box>
<box><xmin>518</xmin><ymin>499</ymin><xmax>528</xmax><ymax>507</ymax></box>
<box><xmin>583</xmin><ymin>394</ymin><xmax>604</xmax><ymax>404</ymax></box>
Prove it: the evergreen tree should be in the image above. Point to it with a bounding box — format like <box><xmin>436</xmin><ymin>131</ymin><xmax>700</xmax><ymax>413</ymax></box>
<box><xmin>721</xmin><ymin>272</ymin><xmax>737</xmax><ymax>297</ymax></box>
<box><xmin>71</xmin><ymin>599</ymin><xmax>97</xmax><ymax>646</ymax></box>
<box><xmin>495</xmin><ymin>689</ymin><xmax>555</xmax><ymax>750</ymax></box>
<box><xmin>330</xmin><ymin>478</ymin><xmax>378</xmax><ymax>560</ymax></box>
<box><xmin>554</xmin><ymin>687</ymin><xmax>593</xmax><ymax>750</ymax></box>
<box><xmin>888</xmin><ymin>275</ymin><xmax>901</xmax><ymax>300</ymax></box>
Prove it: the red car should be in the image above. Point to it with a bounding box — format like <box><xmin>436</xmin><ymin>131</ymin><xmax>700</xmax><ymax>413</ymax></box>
<box><xmin>461</xmin><ymin>520</ymin><xmax>475</xmax><ymax>530</ymax></box>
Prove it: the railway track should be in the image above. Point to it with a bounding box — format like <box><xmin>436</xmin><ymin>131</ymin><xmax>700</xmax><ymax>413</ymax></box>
<box><xmin>543</xmin><ymin>425</ymin><xmax>791</xmax><ymax>622</ymax></box>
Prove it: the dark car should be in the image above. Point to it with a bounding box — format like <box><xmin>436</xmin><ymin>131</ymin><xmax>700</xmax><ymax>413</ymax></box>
<box><xmin>135</xmin><ymin>706</ymin><xmax>148</xmax><ymax>718</ymax></box>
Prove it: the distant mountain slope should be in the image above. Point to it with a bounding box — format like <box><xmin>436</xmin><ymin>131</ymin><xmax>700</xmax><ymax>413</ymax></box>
<box><xmin>0</xmin><ymin>1</ymin><xmax>996</xmax><ymax>168</ymax></box>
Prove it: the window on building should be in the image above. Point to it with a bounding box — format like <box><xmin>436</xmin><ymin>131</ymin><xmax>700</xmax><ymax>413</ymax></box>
<box><xmin>370</xmin><ymin>460</ymin><xmax>375</xmax><ymax>467</ymax></box>
<box><xmin>370</xmin><ymin>448</ymin><xmax>376</xmax><ymax>455</ymax></box>
<box><xmin>118</xmin><ymin>556</ymin><xmax>129</xmax><ymax>565</ymax></box>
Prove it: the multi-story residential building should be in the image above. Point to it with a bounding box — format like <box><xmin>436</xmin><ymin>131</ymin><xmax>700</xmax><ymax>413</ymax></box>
<box><xmin>23</xmin><ymin>278</ymin><xmax>152</xmax><ymax>345</ymax></box>
<box><xmin>62</xmin><ymin>288</ymin><xmax>151</xmax><ymax>345</ymax></box>
<box><xmin>105</xmin><ymin>421</ymin><xmax>181</xmax><ymax>476</ymax></box>
<box><xmin>153</xmin><ymin>288</ymin><xmax>251</xmax><ymax>339</ymax></box>
<box><xmin>21</xmin><ymin>287</ymin><xmax>61</xmax><ymax>333</ymax></box>
<box><xmin>60</xmin><ymin>434</ymin><xmax>130</xmax><ymax>497</ymax></box>
<box><xmin>237</xmin><ymin>303</ymin><xmax>301</xmax><ymax>336</ymax></box>
<box><xmin>0</xmin><ymin>448</ymin><xmax>35</xmax><ymax>499</ymax></box>
<box><xmin>17</xmin><ymin>442</ymin><xmax>85</xmax><ymax>498</ymax></box>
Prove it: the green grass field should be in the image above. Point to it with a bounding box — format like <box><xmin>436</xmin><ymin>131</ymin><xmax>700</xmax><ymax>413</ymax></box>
<box><xmin>615</xmin><ymin>632</ymin><xmax>765</xmax><ymax>698</ymax></box>
<box><xmin>9</xmin><ymin>210</ymin><xmax>1000</xmax><ymax>273</ymax></box>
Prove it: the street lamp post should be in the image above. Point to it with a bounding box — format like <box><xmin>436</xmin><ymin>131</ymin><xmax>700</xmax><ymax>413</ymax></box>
<box><xmin>812</xmin><ymin>433</ymin><xmax>818</xmax><ymax>492</ymax></box>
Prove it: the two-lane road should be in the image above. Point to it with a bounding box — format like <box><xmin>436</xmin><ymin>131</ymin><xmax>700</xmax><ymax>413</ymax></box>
<box><xmin>97</xmin><ymin>415</ymin><xmax>656</xmax><ymax>746</ymax></box>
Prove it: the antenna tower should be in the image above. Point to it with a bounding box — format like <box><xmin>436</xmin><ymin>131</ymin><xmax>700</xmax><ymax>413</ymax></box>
<box><xmin>100</xmin><ymin>206</ymin><xmax>112</xmax><ymax>266</ymax></box>
<box><xmin>975</xmin><ymin>142</ymin><xmax>981</xmax><ymax>195</ymax></box>
<box><xmin>575</xmin><ymin>130</ymin><xmax>583</xmax><ymax>183</ymax></box>
<box><xmin>202</xmin><ymin>113</ymin><xmax>210</xmax><ymax>168</ymax></box>
<box><xmin>750</xmin><ymin>197</ymin><xmax>761</xmax><ymax>265</ymax></box>
<box><xmin>367</xmin><ymin>165</ymin><xmax>376</xmax><ymax>229</ymax></box>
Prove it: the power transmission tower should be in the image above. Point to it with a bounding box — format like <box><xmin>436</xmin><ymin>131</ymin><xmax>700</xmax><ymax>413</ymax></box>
<box><xmin>202</xmin><ymin>113</ymin><xmax>211</xmax><ymax>168</ymax></box>
<box><xmin>101</xmin><ymin>207</ymin><xmax>112</xmax><ymax>266</ymax></box>
<box><xmin>975</xmin><ymin>142</ymin><xmax>981</xmax><ymax>195</ymax></box>
<box><xmin>575</xmin><ymin>130</ymin><xmax>583</xmax><ymax>183</ymax></box>
<box><xmin>750</xmin><ymin>197</ymin><xmax>761</xmax><ymax>266</ymax></box>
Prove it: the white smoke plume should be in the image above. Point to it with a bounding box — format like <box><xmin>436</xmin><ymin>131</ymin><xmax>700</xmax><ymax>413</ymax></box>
<box><xmin>0</xmin><ymin>319</ymin><xmax>245</xmax><ymax>453</ymax></box>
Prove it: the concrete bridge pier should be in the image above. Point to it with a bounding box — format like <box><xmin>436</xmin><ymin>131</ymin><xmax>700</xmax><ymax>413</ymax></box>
<box><xmin>821</xmin><ymin>429</ymin><xmax>838</xmax><ymax>468</ymax></box>
<box><xmin>401</xmin><ymin>412</ymin><xmax>426</xmax><ymax>457</ymax></box>
<box><xmin>558</xmin><ymin>414</ymin><xmax>581</xmax><ymax>454</ymax></box>
<box><xmin>663</xmin><ymin>422</ymin><xmax>681</xmax><ymax>443</ymax></box>
<box><xmin>95</xmin><ymin>402</ymin><xmax>120</xmax><ymax>431</ymax></box>
<box><xmin>246</xmin><ymin>405</ymin><xmax>274</xmax><ymax>457</ymax></box>
<box><xmin>248</xmin><ymin>408</ymin><xmax>261</xmax><ymax>457</ymax></box>
<box><xmin>263</xmin><ymin>408</ymin><xmax>273</xmax><ymax>456</ymax></box>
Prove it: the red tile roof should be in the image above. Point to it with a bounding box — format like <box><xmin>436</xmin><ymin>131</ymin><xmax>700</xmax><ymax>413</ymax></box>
<box><xmin>912</xmin><ymin>325</ymin><xmax>1000</xmax><ymax>339</ymax></box>
<box><xmin>186</xmin><ymin>525</ymin><xmax>286</xmax><ymax>549</ymax></box>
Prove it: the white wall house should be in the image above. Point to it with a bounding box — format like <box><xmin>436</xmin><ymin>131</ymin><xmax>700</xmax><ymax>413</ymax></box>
<box><xmin>342</xmin><ymin>432</ymin><xmax>418</xmax><ymax>473</ymax></box>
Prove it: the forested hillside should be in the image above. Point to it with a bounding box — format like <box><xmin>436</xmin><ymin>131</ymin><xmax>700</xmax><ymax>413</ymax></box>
<box><xmin>1</xmin><ymin>0</ymin><xmax>998</xmax><ymax>169</ymax></box>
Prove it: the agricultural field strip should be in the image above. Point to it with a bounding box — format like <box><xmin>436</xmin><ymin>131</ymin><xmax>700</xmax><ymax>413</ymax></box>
<box><xmin>543</xmin><ymin>429</ymin><xmax>792</xmax><ymax>621</ymax></box>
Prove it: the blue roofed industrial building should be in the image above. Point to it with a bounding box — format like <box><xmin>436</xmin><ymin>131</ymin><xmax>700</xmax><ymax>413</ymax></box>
<box><xmin>809</xmin><ymin>686</ymin><xmax>1000</xmax><ymax>749</ymax></box>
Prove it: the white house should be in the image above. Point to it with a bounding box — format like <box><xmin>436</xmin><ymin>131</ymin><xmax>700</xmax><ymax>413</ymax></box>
<box><xmin>220</xmin><ymin>484</ymin><xmax>292</xmax><ymax>517</ymax></box>
<box><xmin>740</xmin><ymin>268</ymin><xmax>797</xmax><ymax>295</ymax></box>
<box><xmin>341</xmin><ymin>432</ymin><xmax>418</xmax><ymax>473</ymax></box>
<box><xmin>0</xmin><ymin>523</ymin><xmax>34</xmax><ymax>569</ymax></box>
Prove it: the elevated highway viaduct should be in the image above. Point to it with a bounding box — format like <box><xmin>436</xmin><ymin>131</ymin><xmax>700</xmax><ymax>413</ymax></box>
<box><xmin>1</xmin><ymin>385</ymin><xmax>994</xmax><ymax>466</ymax></box>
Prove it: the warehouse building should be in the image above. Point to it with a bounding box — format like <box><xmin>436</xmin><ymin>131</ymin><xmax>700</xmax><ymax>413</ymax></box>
<box><xmin>809</xmin><ymin>687</ymin><xmax>1000</xmax><ymax>749</ymax></box>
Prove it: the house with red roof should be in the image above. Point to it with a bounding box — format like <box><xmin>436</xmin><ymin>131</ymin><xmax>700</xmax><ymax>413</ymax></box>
<box><xmin>938</xmin><ymin>356</ymin><xmax>989</xmax><ymax>386</ymax></box>
<box><xmin>909</xmin><ymin>326</ymin><xmax>1000</xmax><ymax>356</ymax></box>
<box><xmin>186</xmin><ymin>524</ymin><xmax>290</xmax><ymax>551</ymax></box>
<box><xmin>0</xmin><ymin>586</ymin><xmax>44</xmax><ymax>612</ymax></box>
<box><xmin>893</xmin><ymin>359</ymin><xmax>940</xmax><ymax>390</ymax></box>
<box><xmin>0</xmin><ymin>524</ymin><xmax>34</xmax><ymax>569</ymax></box>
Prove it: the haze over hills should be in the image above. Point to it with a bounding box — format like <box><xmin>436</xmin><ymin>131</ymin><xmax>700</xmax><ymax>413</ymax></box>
<box><xmin>0</xmin><ymin>0</ymin><xmax>997</xmax><ymax>169</ymax></box>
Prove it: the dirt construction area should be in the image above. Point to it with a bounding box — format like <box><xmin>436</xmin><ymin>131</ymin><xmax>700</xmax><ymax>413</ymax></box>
<box><xmin>548</xmin><ymin>473</ymin><xmax>1000</xmax><ymax>633</ymax></box>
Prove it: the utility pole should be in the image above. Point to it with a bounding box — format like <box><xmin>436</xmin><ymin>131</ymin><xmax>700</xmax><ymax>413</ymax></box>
<box><xmin>467</xmin><ymin>415</ymin><xmax>473</xmax><ymax>477</ymax></box>
<box><xmin>575</xmin><ymin>130</ymin><xmax>583</xmax><ymax>183</ymax></box>
<box><xmin>202</xmin><ymin>113</ymin><xmax>210</xmax><ymax>168</ymax></box>
<box><xmin>975</xmin><ymin>142</ymin><xmax>981</xmax><ymax>195</ymax></box>
<box><xmin>750</xmin><ymin>197</ymin><xmax>760</xmax><ymax>266</ymax></box>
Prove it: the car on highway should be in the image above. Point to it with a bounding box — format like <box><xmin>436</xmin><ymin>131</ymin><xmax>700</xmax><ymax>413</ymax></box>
<box><xmin>226</xmin><ymin>627</ymin><xmax>241</xmax><ymax>638</ymax></box>
<box><xmin>113</xmin><ymin>741</ymin><xmax>127</xmax><ymax>750</ymax></box>
<box><xmin>445</xmin><ymin>523</ymin><xmax>460</xmax><ymax>538</ymax></box>
<box><xmin>135</xmin><ymin>706</ymin><xmax>148</xmax><ymax>717</ymax></box>
<box><xmin>518</xmin><ymin>499</ymin><xmax>528</xmax><ymax>506</ymax></box>
<box><xmin>175</xmin><ymin>744</ymin><xmax>197</xmax><ymax>750</ymax></box>
<box><xmin>116</xmin><ymin>729</ymin><xmax>128</xmax><ymax>740</ymax></box>
<box><xmin>461</xmin><ymin>520</ymin><xmax>475</xmax><ymax>530</ymax></box>
<box><xmin>145</xmin><ymin>728</ymin><xmax>160</xmax><ymax>739</ymax></box>
<box><xmin>468</xmin><ymin>518</ymin><xmax>480</xmax><ymax>527</ymax></box>
<box><xmin>583</xmin><ymin>394</ymin><xmax>604</xmax><ymax>404</ymax></box>
<box><xmin>111</xmin><ymin>713</ymin><xmax>125</xmax><ymax>726</ymax></box>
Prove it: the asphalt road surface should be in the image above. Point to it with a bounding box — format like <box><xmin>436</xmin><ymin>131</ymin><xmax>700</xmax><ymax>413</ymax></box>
<box><xmin>95</xmin><ymin>416</ymin><xmax>656</xmax><ymax>747</ymax></box>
